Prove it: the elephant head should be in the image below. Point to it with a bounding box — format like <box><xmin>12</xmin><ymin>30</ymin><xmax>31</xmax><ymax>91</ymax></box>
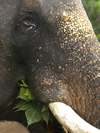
<box><xmin>0</xmin><ymin>0</ymin><xmax>100</xmax><ymax>132</ymax></box>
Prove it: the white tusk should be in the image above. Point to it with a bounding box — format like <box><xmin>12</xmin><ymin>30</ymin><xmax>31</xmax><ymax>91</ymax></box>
<box><xmin>48</xmin><ymin>102</ymin><xmax>100</xmax><ymax>133</ymax></box>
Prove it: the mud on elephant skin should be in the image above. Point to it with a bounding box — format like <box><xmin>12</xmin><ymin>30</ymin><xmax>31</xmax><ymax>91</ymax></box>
<box><xmin>0</xmin><ymin>0</ymin><xmax>100</xmax><ymax>132</ymax></box>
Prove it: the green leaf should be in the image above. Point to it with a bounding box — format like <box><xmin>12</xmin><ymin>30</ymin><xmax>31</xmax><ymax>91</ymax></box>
<box><xmin>21</xmin><ymin>79</ymin><xmax>29</xmax><ymax>87</ymax></box>
<box><xmin>49</xmin><ymin>111</ymin><xmax>54</xmax><ymax>125</ymax></box>
<box><xmin>25</xmin><ymin>105</ymin><xmax>42</xmax><ymax>126</ymax></box>
<box><xmin>42</xmin><ymin>110</ymin><xmax>49</xmax><ymax>125</ymax></box>
<box><xmin>17</xmin><ymin>95</ymin><xmax>30</xmax><ymax>102</ymax></box>
<box><xmin>18</xmin><ymin>87</ymin><xmax>26</xmax><ymax>95</ymax></box>
<box><xmin>16</xmin><ymin>103</ymin><xmax>33</xmax><ymax>111</ymax></box>
<box><xmin>13</xmin><ymin>100</ymin><xmax>28</xmax><ymax>109</ymax></box>
<box><xmin>42</xmin><ymin>104</ymin><xmax>48</xmax><ymax>112</ymax></box>
<box><xmin>17</xmin><ymin>78</ymin><xmax>29</xmax><ymax>88</ymax></box>
<box><xmin>17</xmin><ymin>87</ymin><xmax>30</xmax><ymax>101</ymax></box>
<box><xmin>32</xmin><ymin>101</ymin><xmax>38</xmax><ymax>109</ymax></box>
<box><xmin>24</xmin><ymin>88</ymin><xmax>35</xmax><ymax>100</ymax></box>
<box><xmin>15</xmin><ymin>78</ymin><xmax>53</xmax><ymax>126</ymax></box>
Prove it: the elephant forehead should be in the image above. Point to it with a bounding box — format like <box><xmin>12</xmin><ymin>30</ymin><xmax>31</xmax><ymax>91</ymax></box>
<box><xmin>0</xmin><ymin>1</ymin><xmax>19</xmax><ymax>27</ymax></box>
<box><xmin>22</xmin><ymin>0</ymin><xmax>93</xmax><ymax>31</ymax></box>
<box><xmin>0</xmin><ymin>0</ymin><xmax>92</xmax><ymax>25</ymax></box>
<box><xmin>18</xmin><ymin>0</ymin><xmax>83</xmax><ymax>20</ymax></box>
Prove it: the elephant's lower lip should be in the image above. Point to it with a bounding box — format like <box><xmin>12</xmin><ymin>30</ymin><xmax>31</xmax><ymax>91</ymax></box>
<box><xmin>48</xmin><ymin>102</ymin><xmax>100</xmax><ymax>133</ymax></box>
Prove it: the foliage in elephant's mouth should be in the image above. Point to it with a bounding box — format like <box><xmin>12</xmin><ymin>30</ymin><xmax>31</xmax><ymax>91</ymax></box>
<box><xmin>14</xmin><ymin>78</ymin><xmax>53</xmax><ymax>126</ymax></box>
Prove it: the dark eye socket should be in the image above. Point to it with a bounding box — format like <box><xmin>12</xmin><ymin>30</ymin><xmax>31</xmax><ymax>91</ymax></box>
<box><xmin>14</xmin><ymin>13</ymin><xmax>40</xmax><ymax>36</ymax></box>
<box><xmin>23</xmin><ymin>16</ymin><xmax>36</xmax><ymax>28</ymax></box>
<box><xmin>15</xmin><ymin>14</ymin><xmax>38</xmax><ymax>32</ymax></box>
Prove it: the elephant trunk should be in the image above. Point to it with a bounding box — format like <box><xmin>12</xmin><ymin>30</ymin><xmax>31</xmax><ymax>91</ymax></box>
<box><xmin>49</xmin><ymin>102</ymin><xmax>100</xmax><ymax>133</ymax></box>
<box><xmin>53</xmin><ymin>0</ymin><xmax>100</xmax><ymax>128</ymax></box>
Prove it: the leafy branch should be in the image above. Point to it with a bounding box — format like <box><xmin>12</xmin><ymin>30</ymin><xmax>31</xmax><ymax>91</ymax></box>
<box><xmin>14</xmin><ymin>78</ymin><xmax>53</xmax><ymax>126</ymax></box>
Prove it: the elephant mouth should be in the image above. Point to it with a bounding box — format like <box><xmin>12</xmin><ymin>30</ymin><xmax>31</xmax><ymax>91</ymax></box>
<box><xmin>48</xmin><ymin>102</ymin><xmax>100</xmax><ymax>133</ymax></box>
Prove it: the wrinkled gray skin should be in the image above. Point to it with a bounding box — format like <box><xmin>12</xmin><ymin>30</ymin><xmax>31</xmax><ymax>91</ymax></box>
<box><xmin>0</xmin><ymin>0</ymin><xmax>100</xmax><ymax>131</ymax></box>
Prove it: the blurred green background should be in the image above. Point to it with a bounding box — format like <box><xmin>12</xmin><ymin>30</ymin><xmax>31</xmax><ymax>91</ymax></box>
<box><xmin>82</xmin><ymin>0</ymin><xmax>100</xmax><ymax>42</ymax></box>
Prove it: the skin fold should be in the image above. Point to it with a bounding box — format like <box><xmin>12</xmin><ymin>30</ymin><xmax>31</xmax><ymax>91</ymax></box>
<box><xmin>0</xmin><ymin>0</ymin><xmax>100</xmax><ymax>132</ymax></box>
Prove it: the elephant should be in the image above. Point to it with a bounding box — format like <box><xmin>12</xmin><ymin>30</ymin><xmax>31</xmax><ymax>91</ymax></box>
<box><xmin>0</xmin><ymin>0</ymin><xmax>100</xmax><ymax>132</ymax></box>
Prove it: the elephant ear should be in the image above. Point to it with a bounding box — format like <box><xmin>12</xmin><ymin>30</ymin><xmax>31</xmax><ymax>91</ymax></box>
<box><xmin>49</xmin><ymin>102</ymin><xmax>100</xmax><ymax>133</ymax></box>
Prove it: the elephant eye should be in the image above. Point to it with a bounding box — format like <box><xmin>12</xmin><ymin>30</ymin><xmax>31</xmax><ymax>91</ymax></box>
<box><xmin>14</xmin><ymin>14</ymin><xmax>39</xmax><ymax>34</ymax></box>
<box><xmin>23</xmin><ymin>16</ymin><xmax>37</xmax><ymax>30</ymax></box>
<box><xmin>14</xmin><ymin>13</ymin><xmax>42</xmax><ymax>36</ymax></box>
